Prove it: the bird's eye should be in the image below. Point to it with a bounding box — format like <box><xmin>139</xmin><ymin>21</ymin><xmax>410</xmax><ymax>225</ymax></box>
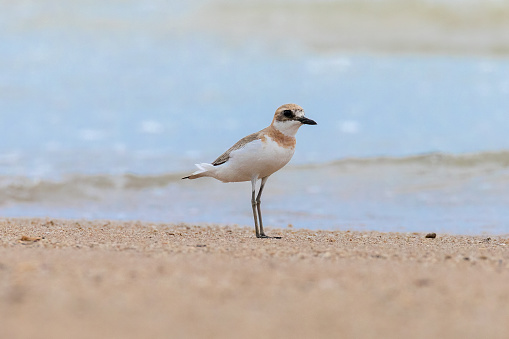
<box><xmin>283</xmin><ymin>110</ymin><xmax>293</xmax><ymax>118</ymax></box>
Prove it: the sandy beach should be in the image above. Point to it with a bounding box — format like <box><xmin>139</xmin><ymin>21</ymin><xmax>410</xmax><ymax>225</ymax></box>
<box><xmin>1</xmin><ymin>218</ymin><xmax>509</xmax><ymax>339</ymax></box>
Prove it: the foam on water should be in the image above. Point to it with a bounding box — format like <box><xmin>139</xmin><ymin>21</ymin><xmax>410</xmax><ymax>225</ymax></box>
<box><xmin>1</xmin><ymin>152</ymin><xmax>509</xmax><ymax>234</ymax></box>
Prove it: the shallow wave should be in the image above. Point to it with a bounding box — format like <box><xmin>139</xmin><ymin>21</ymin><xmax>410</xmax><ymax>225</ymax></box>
<box><xmin>1</xmin><ymin>150</ymin><xmax>508</xmax><ymax>204</ymax></box>
<box><xmin>323</xmin><ymin>150</ymin><xmax>509</xmax><ymax>168</ymax></box>
<box><xmin>194</xmin><ymin>0</ymin><xmax>509</xmax><ymax>55</ymax></box>
<box><xmin>0</xmin><ymin>173</ymin><xmax>184</xmax><ymax>203</ymax></box>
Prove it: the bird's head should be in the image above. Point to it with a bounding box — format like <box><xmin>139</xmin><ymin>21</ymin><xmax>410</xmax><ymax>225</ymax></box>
<box><xmin>272</xmin><ymin>104</ymin><xmax>317</xmax><ymax>137</ymax></box>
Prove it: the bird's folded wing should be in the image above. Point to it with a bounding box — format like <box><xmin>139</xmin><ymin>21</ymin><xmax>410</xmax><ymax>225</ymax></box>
<box><xmin>212</xmin><ymin>131</ymin><xmax>262</xmax><ymax>166</ymax></box>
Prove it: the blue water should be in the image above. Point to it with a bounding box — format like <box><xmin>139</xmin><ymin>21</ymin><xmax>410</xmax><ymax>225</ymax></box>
<box><xmin>2</xmin><ymin>49</ymin><xmax>509</xmax><ymax>174</ymax></box>
<box><xmin>1</xmin><ymin>0</ymin><xmax>509</xmax><ymax>234</ymax></box>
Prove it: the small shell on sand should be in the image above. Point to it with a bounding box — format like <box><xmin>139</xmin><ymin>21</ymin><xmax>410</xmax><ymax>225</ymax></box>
<box><xmin>20</xmin><ymin>236</ymin><xmax>42</xmax><ymax>242</ymax></box>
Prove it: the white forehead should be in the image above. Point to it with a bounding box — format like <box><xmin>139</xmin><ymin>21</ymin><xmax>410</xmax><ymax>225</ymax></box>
<box><xmin>294</xmin><ymin>109</ymin><xmax>305</xmax><ymax>117</ymax></box>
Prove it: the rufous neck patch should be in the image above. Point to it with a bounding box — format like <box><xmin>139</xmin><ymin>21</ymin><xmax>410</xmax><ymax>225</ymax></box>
<box><xmin>261</xmin><ymin>126</ymin><xmax>296</xmax><ymax>148</ymax></box>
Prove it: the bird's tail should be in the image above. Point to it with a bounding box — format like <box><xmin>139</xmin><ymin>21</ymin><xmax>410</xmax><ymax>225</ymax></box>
<box><xmin>182</xmin><ymin>163</ymin><xmax>215</xmax><ymax>180</ymax></box>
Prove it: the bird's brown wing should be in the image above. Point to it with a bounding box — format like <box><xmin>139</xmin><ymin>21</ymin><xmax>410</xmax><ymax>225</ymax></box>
<box><xmin>211</xmin><ymin>131</ymin><xmax>262</xmax><ymax>166</ymax></box>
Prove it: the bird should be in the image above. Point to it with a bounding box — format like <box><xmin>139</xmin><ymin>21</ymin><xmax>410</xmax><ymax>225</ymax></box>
<box><xmin>182</xmin><ymin>104</ymin><xmax>317</xmax><ymax>238</ymax></box>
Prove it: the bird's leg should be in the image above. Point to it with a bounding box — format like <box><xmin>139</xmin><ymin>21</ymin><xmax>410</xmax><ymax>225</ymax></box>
<box><xmin>255</xmin><ymin>176</ymin><xmax>281</xmax><ymax>239</ymax></box>
<box><xmin>256</xmin><ymin>176</ymin><xmax>269</xmax><ymax>238</ymax></box>
<box><xmin>251</xmin><ymin>178</ymin><xmax>261</xmax><ymax>238</ymax></box>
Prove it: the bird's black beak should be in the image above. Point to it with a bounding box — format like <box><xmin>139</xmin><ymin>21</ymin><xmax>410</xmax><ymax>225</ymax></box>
<box><xmin>298</xmin><ymin>117</ymin><xmax>317</xmax><ymax>125</ymax></box>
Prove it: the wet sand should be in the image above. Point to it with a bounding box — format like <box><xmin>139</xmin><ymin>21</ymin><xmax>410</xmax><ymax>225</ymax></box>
<box><xmin>1</xmin><ymin>218</ymin><xmax>509</xmax><ymax>339</ymax></box>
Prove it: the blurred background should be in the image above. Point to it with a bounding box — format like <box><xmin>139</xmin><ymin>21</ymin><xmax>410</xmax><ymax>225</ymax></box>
<box><xmin>1</xmin><ymin>0</ymin><xmax>509</xmax><ymax>233</ymax></box>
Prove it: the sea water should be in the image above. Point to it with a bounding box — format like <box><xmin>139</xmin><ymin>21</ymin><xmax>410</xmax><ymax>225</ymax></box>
<box><xmin>1</xmin><ymin>0</ymin><xmax>509</xmax><ymax>234</ymax></box>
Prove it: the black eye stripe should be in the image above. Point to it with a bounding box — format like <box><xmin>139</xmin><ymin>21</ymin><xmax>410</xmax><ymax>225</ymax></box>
<box><xmin>283</xmin><ymin>110</ymin><xmax>293</xmax><ymax>118</ymax></box>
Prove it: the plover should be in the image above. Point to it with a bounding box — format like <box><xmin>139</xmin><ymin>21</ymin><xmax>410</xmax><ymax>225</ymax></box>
<box><xmin>183</xmin><ymin>104</ymin><xmax>316</xmax><ymax>238</ymax></box>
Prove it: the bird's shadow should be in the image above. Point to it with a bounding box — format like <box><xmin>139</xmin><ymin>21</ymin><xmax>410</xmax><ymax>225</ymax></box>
<box><xmin>258</xmin><ymin>235</ymin><xmax>282</xmax><ymax>239</ymax></box>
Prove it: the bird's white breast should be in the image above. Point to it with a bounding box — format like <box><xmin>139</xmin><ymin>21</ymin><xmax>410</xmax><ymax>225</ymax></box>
<box><xmin>212</xmin><ymin>136</ymin><xmax>295</xmax><ymax>182</ymax></box>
